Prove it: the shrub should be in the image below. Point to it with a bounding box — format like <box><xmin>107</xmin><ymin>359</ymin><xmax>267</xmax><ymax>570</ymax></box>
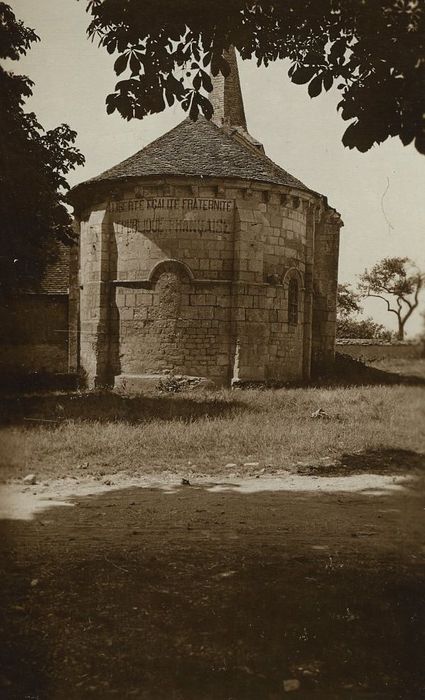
<box><xmin>336</xmin><ymin>317</ymin><xmax>394</xmax><ymax>341</ymax></box>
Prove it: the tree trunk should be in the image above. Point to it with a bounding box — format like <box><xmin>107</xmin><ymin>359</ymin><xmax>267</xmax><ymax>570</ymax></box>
<box><xmin>397</xmin><ymin>317</ymin><xmax>404</xmax><ymax>341</ymax></box>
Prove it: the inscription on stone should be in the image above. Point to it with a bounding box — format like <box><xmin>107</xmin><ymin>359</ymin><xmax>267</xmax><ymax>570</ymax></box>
<box><xmin>109</xmin><ymin>197</ymin><xmax>234</xmax><ymax>235</ymax></box>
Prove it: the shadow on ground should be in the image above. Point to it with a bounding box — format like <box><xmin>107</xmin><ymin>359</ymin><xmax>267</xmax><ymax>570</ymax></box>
<box><xmin>1</xmin><ymin>469</ymin><xmax>424</xmax><ymax>699</ymax></box>
<box><xmin>297</xmin><ymin>448</ymin><xmax>425</xmax><ymax>477</ymax></box>
<box><xmin>313</xmin><ymin>354</ymin><xmax>425</xmax><ymax>388</ymax></box>
<box><xmin>0</xmin><ymin>391</ymin><xmax>249</xmax><ymax>426</ymax></box>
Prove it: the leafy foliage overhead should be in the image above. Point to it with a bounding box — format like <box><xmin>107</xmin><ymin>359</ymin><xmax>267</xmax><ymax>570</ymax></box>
<box><xmin>0</xmin><ymin>3</ymin><xmax>84</xmax><ymax>291</ymax></box>
<box><xmin>84</xmin><ymin>0</ymin><xmax>425</xmax><ymax>153</ymax></box>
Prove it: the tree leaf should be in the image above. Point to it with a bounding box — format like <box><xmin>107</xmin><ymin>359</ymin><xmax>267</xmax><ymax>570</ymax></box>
<box><xmin>329</xmin><ymin>38</ymin><xmax>347</xmax><ymax>61</ymax></box>
<box><xmin>308</xmin><ymin>75</ymin><xmax>323</xmax><ymax>98</ymax></box>
<box><xmin>165</xmin><ymin>88</ymin><xmax>175</xmax><ymax>107</ymax></box>
<box><xmin>106</xmin><ymin>96</ymin><xmax>116</xmax><ymax>114</ymax></box>
<box><xmin>129</xmin><ymin>53</ymin><xmax>140</xmax><ymax>76</ymax></box>
<box><xmin>198</xmin><ymin>93</ymin><xmax>213</xmax><ymax>120</ymax></box>
<box><xmin>414</xmin><ymin>133</ymin><xmax>425</xmax><ymax>154</ymax></box>
<box><xmin>219</xmin><ymin>56</ymin><xmax>231</xmax><ymax>78</ymax></box>
<box><xmin>203</xmin><ymin>52</ymin><xmax>212</xmax><ymax>67</ymax></box>
<box><xmin>342</xmin><ymin>120</ymin><xmax>374</xmax><ymax>152</ymax></box>
<box><xmin>290</xmin><ymin>65</ymin><xmax>317</xmax><ymax>85</ymax></box>
<box><xmin>189</xmin><ymin>94</ymin><xmax>200</xmax><ymax>121</ymax></box>
<box><xmin>323</xmin><ymin>73</ymin><xmax>333</xmax><ymax>92</ymax></box>
<box><xmin>200</xmin><ymin>70</ymin><xmax>213</xmax><ymax>92</ymax></box>
<box><xmin>210</xmin><ymin>54</ymin><xmax>222</xmax><ymax>76</ymax></box>
<box><xmin>114</xmin><ymin>53</ymin><xmax>129</xmax><ymax>76</ymax></box>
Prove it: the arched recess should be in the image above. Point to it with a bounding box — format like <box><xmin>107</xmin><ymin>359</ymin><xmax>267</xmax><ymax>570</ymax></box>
<box><xmin>282</xmin><ymin>268</ymin><xmax>304</xmax><ymax>326</ymax></box>
<box><xmin>148</xmin><ymin>259</ymin><xmax>195</xmax><ymax>285</ymax></box>
<box><xmin>282</xmin><ymin>267</ymin><xmax>304</xmax><ymax>288</ymax></box>
<box><xmin>148</xmin><ymin>260</ymin><xmax>195</xmax><ymax>325</ymax></box>
<box><xmin>116</xmin><ymin>258</ymin><xmax>196</xmax><ymax>376</ymax></box>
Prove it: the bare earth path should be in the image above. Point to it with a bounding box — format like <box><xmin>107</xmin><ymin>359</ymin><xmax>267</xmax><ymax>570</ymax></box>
<box><xmin>1</xmin><ymin>468</ymin><xmax>424</xmax><ymax>700</ymax></box>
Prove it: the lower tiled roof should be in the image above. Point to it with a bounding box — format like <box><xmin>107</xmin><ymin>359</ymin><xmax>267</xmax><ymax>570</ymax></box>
<box><xmin>39</xmin><ymin>243</ymin><xmax>70</xmax><ymax>294</ymax></box>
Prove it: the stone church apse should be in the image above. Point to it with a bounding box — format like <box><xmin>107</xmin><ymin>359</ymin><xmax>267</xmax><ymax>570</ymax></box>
<box><xmin>70</xmin><ymin>49</ymin><xmax>342</xmax><ymax>390</ymax></box>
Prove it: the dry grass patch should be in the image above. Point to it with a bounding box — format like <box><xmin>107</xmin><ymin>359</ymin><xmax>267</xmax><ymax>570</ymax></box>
<box><xmin>0</xmin><ymin>384</ymin><xmax>424</xmax><ymax>481</ymax></box>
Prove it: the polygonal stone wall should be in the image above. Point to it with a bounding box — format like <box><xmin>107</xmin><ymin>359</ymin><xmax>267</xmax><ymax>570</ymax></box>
<box><xmin>74</xmin><ymin>178</ymin><xmax>341</xmax><ymax>388</ymax></box>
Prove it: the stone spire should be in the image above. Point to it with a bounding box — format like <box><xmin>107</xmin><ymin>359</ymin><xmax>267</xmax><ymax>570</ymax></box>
<box><xmin>210</xmin><ymin>47</ymin><xmax>247</xmax><ymax>130</ymax></box>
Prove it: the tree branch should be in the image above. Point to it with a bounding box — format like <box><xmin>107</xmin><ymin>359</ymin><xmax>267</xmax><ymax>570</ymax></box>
<box><xmin>401</xmin><ymin>305</ymin><xmax>415</xmax><ymax>326</ymax></box>
<box><xmin>413</xmin><ymin>276</ymin><xmax>423</xmax><ymax>306</ymax></box>
<box><xmin>399</xmin><ymin>295</ymin><xmax>413</xmax><ymax>311</ymax></box>
<box><xmin>365</xmin><ymin>293</ymin><xmax>399</xmax><ymax>317</ymax></box>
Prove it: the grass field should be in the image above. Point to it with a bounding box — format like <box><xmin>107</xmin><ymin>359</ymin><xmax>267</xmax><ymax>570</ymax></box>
<box><xmin>1</xmin><ymin>375</ymin><xmax>424</xmax><ymax>482</ymax></box>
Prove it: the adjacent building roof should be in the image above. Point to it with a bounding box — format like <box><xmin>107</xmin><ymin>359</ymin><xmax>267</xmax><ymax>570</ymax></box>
<box><xmin>15</xmin><ymin>243</ymin><xmax>70</xmax><ymax>296</ymax></box>
<box><xmin>43</xmin><ymin>246</ymin><xmax>69</xmax><ymax>293</ymax></box>
<box><xmin>37</xmin><ymin>243</ymin><xmax>70</xmax><ymax>294</ymax></box>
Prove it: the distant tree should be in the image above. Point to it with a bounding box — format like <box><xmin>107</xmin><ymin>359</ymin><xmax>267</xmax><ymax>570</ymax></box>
<box><xmin>337</xmin><ymin>283</ymin><xmax>362</xmax><ymax>318</ymax></box>
<box><xmin>85</xmin><ymin>0</ymin><xmax>425</xmax><ymax>153</ymax></box>
<box><xmin>336</xmin><ymin>283</ymin><xmax>393</xmax><ymax>340</ymax></box>
<box><xmin>0</xmin><ymin>3</ymin><xmax>84</xmax><ymax>291</ymax></box>
<box><xmin>358</xmin><ymin>257</ymin><xmax>424</xmax><ymax>341</ymax></box>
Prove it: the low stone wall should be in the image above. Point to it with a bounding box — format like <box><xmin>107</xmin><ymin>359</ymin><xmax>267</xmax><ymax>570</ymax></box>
<box><xmin>0</xmin><ymin>295</ymin><xmax>69</xmax><ymax>375</ymax></box>
<box><xmin>336</xmin><ymin>339</ymin><xmax>424</xmax><ymax>362</ymax></box>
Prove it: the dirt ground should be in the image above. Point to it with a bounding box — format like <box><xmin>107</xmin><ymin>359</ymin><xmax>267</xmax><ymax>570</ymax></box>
<box><xmin>1</xmin><ymin>449</ymin><xmax>425</xmax><ymax>700</ymax></box>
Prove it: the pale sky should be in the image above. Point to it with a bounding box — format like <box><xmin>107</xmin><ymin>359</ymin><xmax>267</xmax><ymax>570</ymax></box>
<box><xmin>9</xmin><ymin>0</ymin><xmax>425</xmax><ymax>336</ymax></box>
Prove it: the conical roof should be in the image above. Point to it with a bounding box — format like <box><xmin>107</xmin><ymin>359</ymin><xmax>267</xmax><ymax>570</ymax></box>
<box><xmin>71</xmin><ymin>49</ymin><xmax>312</xmax><ymax>197</ymax></box>
<box><xmin>74</xmin><ymin>117</ymin><xmax>309</xmax><ymax>192</ymax></box>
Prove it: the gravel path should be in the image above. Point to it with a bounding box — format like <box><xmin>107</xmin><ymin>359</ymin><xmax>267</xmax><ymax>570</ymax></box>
<box><xmin>1</xmin><ymin>468</ymin><xmax>424</xmax><ymax>699</ymax></box>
